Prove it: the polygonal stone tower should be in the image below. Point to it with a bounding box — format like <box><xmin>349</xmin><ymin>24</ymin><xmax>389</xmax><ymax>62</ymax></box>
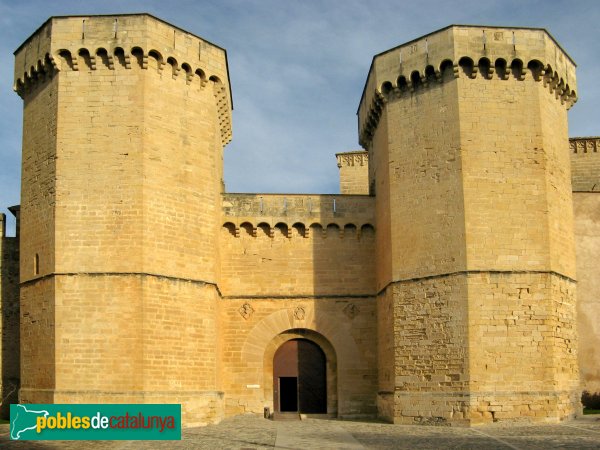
<box><xmin>359</xmin><ymin>26</ymin><xmax>579</xmax><ymax>425</ymax></box>
<box><xmin>14</xmin><ymin>14</ymin><xmax>231</xmax><ymax>425</ymax></box>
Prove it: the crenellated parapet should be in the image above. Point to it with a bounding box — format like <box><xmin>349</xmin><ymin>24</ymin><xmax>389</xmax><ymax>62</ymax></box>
<box><xmin>570</xmin><ymin>137</ymin><xmax>600</xmax><ymax>154</ymax></box>
<box><xmin>358</xmin><ymin>25</ymin><xmax>578</xmax><ymax>148</ymax></box>
<box><xmin>336</xmin><ymin>151</ymin><xmax>368</xmax><ymax>168</ymax></box>
<box><xmin>13</xmin><ymin>14</ymin><xmax>232</xmax><ymax>145</ymax></box>
<box><xmin>222</xmin><ymin>193</ymin><xmax>375</xmax><ymax>238</ymax></box>
<box><xmin>222</xmin><ymin>220</ymin><xmax>375</xmax><ymax>240</ymax></box>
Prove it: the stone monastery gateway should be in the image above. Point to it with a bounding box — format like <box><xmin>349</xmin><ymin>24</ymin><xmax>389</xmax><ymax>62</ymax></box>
<box><xmin>1</xmin><ymin>14</ymin><xmax>599</xmax><ymax>426</ymax></box>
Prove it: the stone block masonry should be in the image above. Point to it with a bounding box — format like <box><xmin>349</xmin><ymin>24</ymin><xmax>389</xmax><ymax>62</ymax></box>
<box><xmin>2</xmin><ymin>17</ymin><xmax>598</xmax><ymax>427</ymax></box>
<box><xmin>361</xmin><ymin>25</ymin><xmax>580</xmax><ymax>425</ymax></box>
<box><xmin>13</xmin><ymin>14</ymin><xmax>230</xmax><ymax>425</ymax></box>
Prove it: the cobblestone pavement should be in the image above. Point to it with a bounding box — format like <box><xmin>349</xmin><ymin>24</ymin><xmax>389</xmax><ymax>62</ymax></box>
<box><xmin>1</xmin><ymin>414</ymin><xmax>599</xmax><ymax>449</ymax></box>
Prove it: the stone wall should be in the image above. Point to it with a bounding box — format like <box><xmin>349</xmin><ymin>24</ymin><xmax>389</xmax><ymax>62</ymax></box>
<box><xmin>221</xmin><ymin>194</ymin><xmax>375</xmax><ymax>297</ymax></box>
<box><xmin>336</xmin><ymin>151</ymin><xmax>369</xmax><ymax>195</ymax></box>
<box><xmin>468</xmin><ymin>272</ymin><xmax>579</xmax><ymax>423</ymax></box>
<box><xmin>361</xmin><ymin>25</ymin><xmax>579</xmax><ymax>425</ymax></box>
<box><xmin>6</xmin><ymin>16</ymin><xmax>598</xmax><ymax>428</ymax></box>
<box><xmin>383</xmin><ymin>275</ymin><xmax>469</xmax><ymax>424</ymax></box>
<box><xmin>219</xmin><ymin>193</ymin><xmax>378</xmax><ymax>417</ymax></box>
<box><xmin>0</xmin><ymin>214</ymin><xmax>19</xmax><ymax>419</ymax></box>
<box><xmin>219</xmin><ymin>299</ymin><xmax>377</xmax><ymax>418</ymax></box>
<box><xmin>14</xmin><ymin>14</ymin><xmax>230</xmax><ymax>426</ymax></box>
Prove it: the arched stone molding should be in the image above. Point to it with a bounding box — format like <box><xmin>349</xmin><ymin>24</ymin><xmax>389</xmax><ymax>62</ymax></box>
<box><xmin>240</xmin><ymin>307</ymin><xmax>362</xmax><ymax>415</ymax></box>
<box><xmin>221</xmin><ymin>220</ymin><xmax>375</xmax><ymax>239</ymax></box>
<box><xmin>264</xmin><ymin>330</ymin><xmax>337</xmax><ymax>415</ymax></box>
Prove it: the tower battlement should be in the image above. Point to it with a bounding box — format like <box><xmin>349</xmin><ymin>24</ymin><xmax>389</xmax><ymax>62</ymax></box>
<box><xmin>358</xmin><ymin>25</ymin><xmax>577</xmax><ymax>147</ymax></box>
<box><xmin>13</xmin><ymin>14</ymin><xmax>232</xmax><ymax>144</ymax></box>
<box><xmin>222</xmin><ymin>193</ymin><xmax>375</xmax><ymax>236</ymax></box>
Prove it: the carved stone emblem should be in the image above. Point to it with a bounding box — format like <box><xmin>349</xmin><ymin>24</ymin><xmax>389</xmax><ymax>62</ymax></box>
<box><xmin>239</xmin><ymin>302</ymin><xmax>254</xmax><ymax>320</ymax></box>
<box><xmin>343</xmin><ymin>303</ymin><xmax>359</xmax><ymax>319</ymax></box>
<box><xmin>294</xmin><ymin>306</ymin><xmax>305</xmax><ymax>320</ymax></box>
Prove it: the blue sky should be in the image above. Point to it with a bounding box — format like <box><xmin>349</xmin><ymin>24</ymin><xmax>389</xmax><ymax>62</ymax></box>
<box><xmin>1</xmin><ymin>0</ymin><xmax>599</xmax><ymax>235</ymax></box>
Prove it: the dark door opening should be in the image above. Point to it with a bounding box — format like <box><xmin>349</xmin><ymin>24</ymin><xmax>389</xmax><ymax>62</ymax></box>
<box><xmin>279</xmin><ymin>377</ymin><xmax>298</xmax><ymax>412</ymax></box>
<box><xmin>273</xmin><ymin>338</ymin><xmax>326</xmax><ymax>414</ymax></box>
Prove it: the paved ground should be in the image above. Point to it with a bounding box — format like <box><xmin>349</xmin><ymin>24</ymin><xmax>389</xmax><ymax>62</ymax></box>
<box><xmin>1</xmin><ymin>414</ymin><xmax>600</xmax><ymax>449</ymax></box>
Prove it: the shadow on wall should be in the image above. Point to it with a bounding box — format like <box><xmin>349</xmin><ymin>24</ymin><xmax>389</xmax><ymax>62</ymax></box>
<box><xmin>311</xmin><ymin>216</ymin><xmax>379</xmax><ymax>417</ymax></box>
<box><xmin>1</xmin><ymin>210</ymin><xmax>20</xmax><ymax>419</ymax></box>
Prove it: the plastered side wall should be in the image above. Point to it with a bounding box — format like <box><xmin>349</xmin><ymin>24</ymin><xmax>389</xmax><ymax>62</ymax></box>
<box><xmin>570</xmin><ymin>138</ymin><xmax>600</xmax><ymax>192</ymax></box>
<box><xmin>571</xmin><ymin>139</ymin><xmax>600</xmax><ymax>396</ymax></box>
<box><xmin>574</xmin><ymin>192</ymin><xmax>600</xmax><ymax>394</ymax></box>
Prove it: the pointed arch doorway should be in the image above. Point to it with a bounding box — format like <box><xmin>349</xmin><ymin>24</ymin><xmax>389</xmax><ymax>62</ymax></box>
<box><xmin>273</xmin><ymin>338</ymin><xmax>327</xmax><ymax>414</ymax></box>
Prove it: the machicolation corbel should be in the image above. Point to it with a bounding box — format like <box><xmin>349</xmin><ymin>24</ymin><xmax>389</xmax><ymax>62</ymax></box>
<box><xmin>360</xmin><ymin>53</ymin><xmax>578</xmax><ymax>146</ymax></box>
